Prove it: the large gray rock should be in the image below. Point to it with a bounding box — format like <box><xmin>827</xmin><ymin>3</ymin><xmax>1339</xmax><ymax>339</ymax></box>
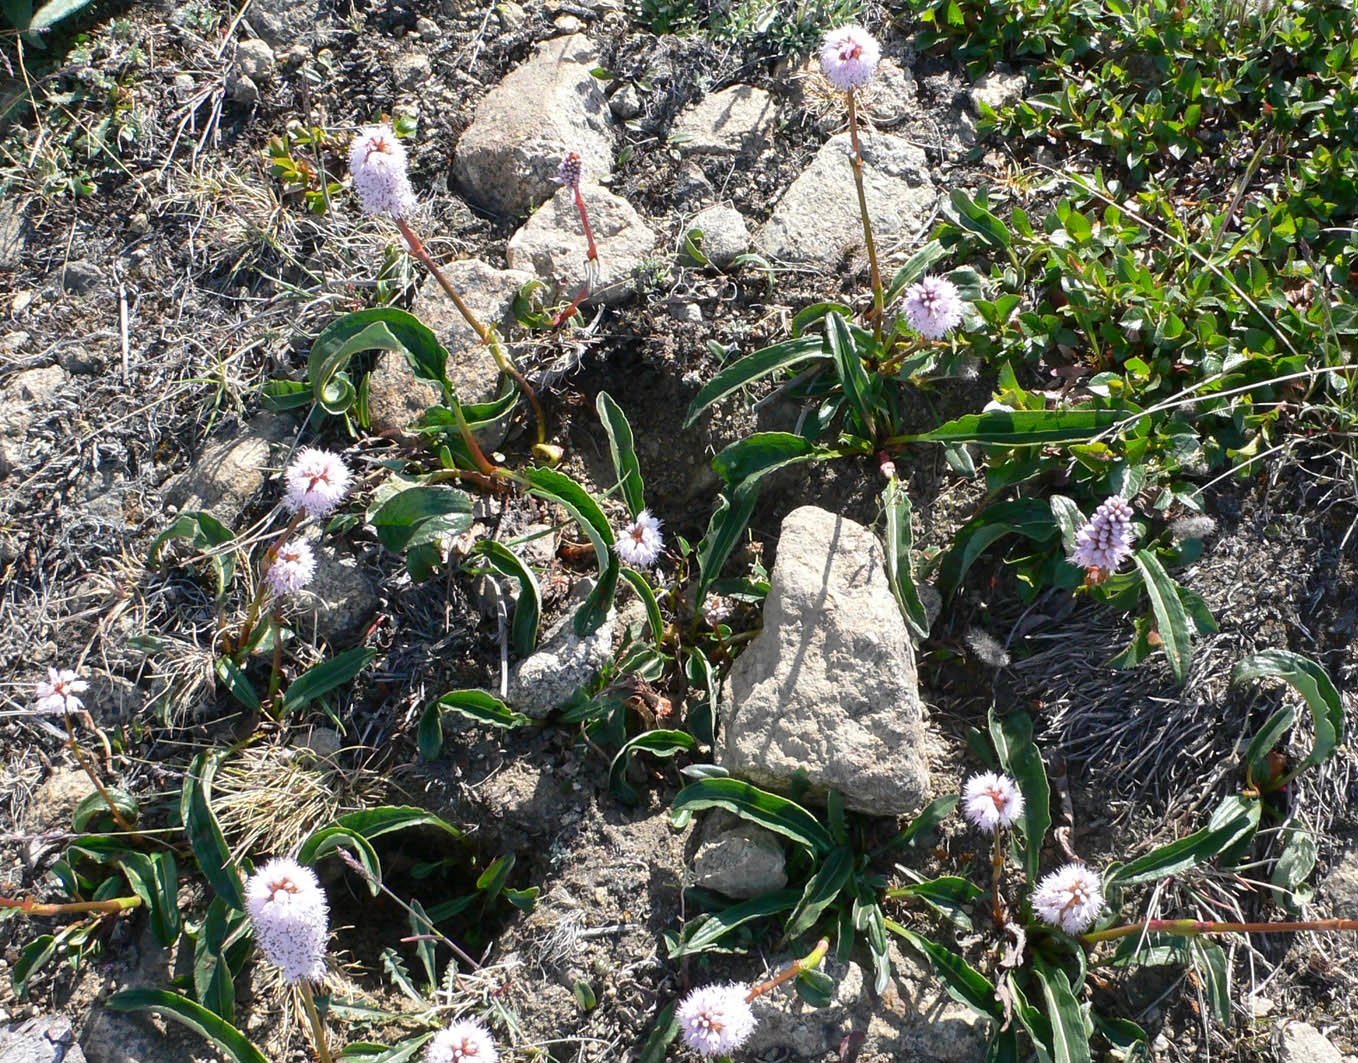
<box><xmin>0</xmin><ymin>1015</ymin><xmax>87</xmax><ymax>1063</ymax></box>
<box><xmin>1281</xmin><ymin>1022</ymin><xmax>1343</xmax><ymax>1063</ymax></box>
<box><xmin>506</xmin><ymin>185</ymin><xmax>658</xmax><ymax>307</ymax></box>
<box><xmin>757</xmin><ymin>133</ymin><xmax>935</xmax><ymax>269</ymax></box>
<box><xmin>247</xmin><ymin>0</ymin><xmax>322</xmax><ymax>50</ymax></box>
<box><xmin>672</xmin><ymin>85</ymin><xmax>776</xmax><ymax>155</ymax></box>
<box><xmin>298</xmin><ymin>528</ymin><xmax>380</xmax><ymax>646</ymax></box>
<box><xmin>748</xmin><ymin>945</ymin><xmax>986</xmax><ymax>1059</ymax></box>
<box><xmin>454</xmin><ymin>35</ymin><xmax>613</xmax><ymax>216</ymax></box>
<box><xmin>1</xmin><ymin>365</ymin><xmax>66</xmax><ymax>474</ymax></box>
<box><xmin>366</xmin><ymin>260</ymin><xmax>535</xmax><ymax>447</ymax></box>
<box><xmin>692</xmin><ymin>818</ymin><xmax>787</xmax><ymax>899</ymax></box>
<box><xmin>163</xmin><ymin>412</ymin><xmax>294</xmax><ymax>528</ymax></box>
<box><xmin>507</xmin><ymin>581</ymin><xmax>614</xmax><ymax>718</ymax></box>
<box><xmin>718</xmin><ymin>506</ymin><xmax>930</xmax><ymax>816</ymax></box>
<box><xmin>968</xmin><ymin>71</ymin><xmax>1026</xmax><ymax>115</ymax></box>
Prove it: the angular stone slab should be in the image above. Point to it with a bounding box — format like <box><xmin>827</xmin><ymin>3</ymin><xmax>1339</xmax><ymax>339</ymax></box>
<box><xmin>718</xmin><ymin>505</ymin><xmax>930</xmax><ymax>816</ymax></box>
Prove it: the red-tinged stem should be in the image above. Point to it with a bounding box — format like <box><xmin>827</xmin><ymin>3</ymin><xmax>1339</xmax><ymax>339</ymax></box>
<box><xmin>846</xmin><ymin>90</ymin><xmax>885</xmax><ymax>347</ymax></box>
<box><xmin>551</xmin><ymin>284</ymin><xmax>590</xmax><ymax>328</ymax></box>
<box><xmin>1082</xmin><ymin>917</ymin><xmax>1358</xmax><ymax>946</ymax></box>
<box><xmin>396</xmin><ymin>217</ymin><xmax>547</xmax><ymax>446</ymax></box>
<box><xmin>1</xmin><ymin>894</ymin><xmax>142</xmax><ymax>916</ymax></box>
<box><xmin>575</xmin><ymin>186</ymin><xmax>599</xmax><ymax>262</ymax></box>
<box><xmin>746</xmin><ymin>937</ymin><xmax>830</xmax><ymax>1001</ymax></box>
<box><xmin>233</xmin><ymin>509</ymin><xmax>308</xmax><ymax>662</ymax></box>
<box><xmin>299</xmin><ymin>980</ymin><xmax>334</xmax><ymax>1063</ymax></box>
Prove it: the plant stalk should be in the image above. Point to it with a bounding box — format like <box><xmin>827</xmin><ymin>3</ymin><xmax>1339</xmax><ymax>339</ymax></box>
<box><xmin>396</xmin><ymin>217</ymin><xmax>547</xmax><ymax>446</ymax></box>
<box><xmin>746</xmin><ymin>937</ymin><xmax>830</xmax><ymax>1001</ymax></box>
<box><xmin>63</xmin><ymin>714</ymin><xmax>135</xmax><ymax>835</ymax></box>
<box><xmin>299</xmin><ymin>980</ymin><xmax>334</xmax><ymax>1063</ymax></box>
<box><xmin>1082</xmin><ymin>917</ymin><xmax>1358</xmax><ymax>946</ymax></box>
<box><xmin>233</xmin><ymin>509</ymin><xmax>307</xmax><ymax>663</ymax></box>
<box><xmin>0</xmin><ymin>894</ymin><xmax>142</xmax><ymax>916</ymax></box>
<box><xmin>991</xmin><ymin>828</ymin><xmax>1007</xmax><ymax>926</ymax></box>
<box><xmin>846</xmin><ymin>90</ymin><xmax>885</xmax><ymax>346</ymax></box>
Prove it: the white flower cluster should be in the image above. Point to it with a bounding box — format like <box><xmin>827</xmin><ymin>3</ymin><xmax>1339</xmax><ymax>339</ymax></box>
<box><xmin>616</xmin><ymin>509</ymin><xmax>664</xmax><ymax>568</ymax></box>
<box><xmin>284</xmin><ymin>447</ymin><xmax>352</xmax><ymax>519</ymax></box>
<box><xmin>1032</xmin><ymin>863</ymin><xmax>1104</xmax><ymax>935</ymax></box>
<box><xmin>677</xmin><ymin>982</ymin><xmax>757</xmax><ymax>1057</ymax></box>
<box><xmin>819</xmin><ymin>26</ymin><xmax>880</xmax><ymax>92</ymax></box>
<box><xmin>904</xmin><ymin>275</ymin><xmax>965</xmax><ymax>339</ymax></box>
<box><xmin>962</xmin><ymin>771</ymin><xmax>1024</xmax><ymax>833</ymax></box>
<box><xmin>244</xmin><ymin>858</ymin><xmax>329</xmax><ymax>984</ymax></box>
<box><xmin>34</xmin><ymin>667</ymin><xmax>89</xmax><ymax>716</ymax></box>
<box><xmin>423</xmin><ymin>1020</ymin><xmax>498</xmax><ymax>1063</ymax></box>
<box><xmin>265</xmin><ymin>538</ymin><xmax>317</xmax><ymax>597</ymax></box>
<box><xmin>349</xmin><ymin>125</ymin><xmax>417</xmax><ymax>219</ymax></box>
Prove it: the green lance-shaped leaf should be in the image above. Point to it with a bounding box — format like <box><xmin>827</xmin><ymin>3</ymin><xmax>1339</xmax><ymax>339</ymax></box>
<box><xmin>988</xmin><ymin>708</ymin><xmax>1051</xmax><ymax>881</ymax></box>
<box><xmin>683</xmin><ymin>335</ymin><xmax>826</xmax><ymax>428</ymax></box>
<box><xmin>297</xmin><ymin>825</ymin><xmax>383</xmax><ymax>895</ymax></box>
<box><xmin>639</xmin><ymin>1001</ymin><xmax>681</xmax><ymax>1063</ymax></box>
<box><xmin>181</xmin><ymin>751</ymin><xmax>244</xmax><ymax>910</ymax></box>
<box><xmin>106</xmin><ymin>989</ymin><xmax>269</xmax><ymax>1063</ymax></box>
<box><xmin>884</xmin><ymin>239</ymin><xmax>950</xmax><ymax>305</ymax></box>
<box><xmin>888</xmin><ymin>922</ymin><xmax>1002</xmax><ymax>1022</ymax></box>
<box><xmin>894</xmin><ymin>408</ymin><xmax>1129</xmax><ymax>446</ymax></box>
<box><xmin>472</xmin><ymin>541</ymin><xmax>542</xmax><ymax>656</ymax></box>
<box><xmin>1232</xmin><ymin>649</ymin><xmax>1345</xmax><ymax>778</ymax></box>
<box><xmin>148</xmin><ymin>511</ymin><xmax>237</xmax><ymax>601</ymax></box>
<box><xmin>667</xmin><ymin>890</ymin><xmax>802</xmax><ymax>958</ymax></box>
<box><xmin>620</xmin><ymin>567</ymin><xmax>665</xmax><ymax>645</ymax></box>
<box><xmin>281</xmin><ymin>647</ymin><xmax>377</xmax><ymax>714</ymax></box>
<box><xmin>524</xmin><ymin>467</ymin><xmax>618</xmax><ymax>635</ymax></box>
<box><xmin>368</xmin><ymin>483</ymin><xmax>473</xmax><ymax>554</ymax></box>
<box><xmin>596</xmin><ymin>391</ymin><xmax>645</xmax><ymax>518</ymax></box>
<box><xmin>945</xmin><ymin>188</ymin><xmax>1013</xmax><ymax>250</ymax></box>
<box><xmin>882</xmin><ymin>477</ymin><xmax>929</xmax><ymax>639</ymax></box>
<box><xmin>1106</xmin><ymin>793</ymin><xmax>1259</xmax><ymax>888</ymax></box>
<box><xmin>1033</xmin><ymin>957</ymin><xmax>1092</xmax><ymax>1063</ymax></box>
<box><xmin>28</xmin><ymin>0</ymin><xmax>97</xmax><ymax>29</ymax></box>
<box><xmin>785</xmin><ymin>845</ymin><xmax>855</xmax><ymax>941</ymax></box>
<box><xmin>72</xmin><ymin>787</ymin><xmax>138</xmax><ymax>833</ymax></box>
<box><xmin>670</xmin><ymin>778</ymin><xmax>834</xmax><ymax>855</ymax></box>
<box><xmin>1132</xmin><ymin>550</ymin><xmax>1193</xmax><ymax>685</ymax></box>
<box><xmin>710</xmin><ymin>431</ymin><xmax>841</xmax><ymax>487</ymax></box>
<box><xmin>939</xmin><ymin>498</ymin><xmax>1058</xmax><ymax>595</ymax></box>
<box><xmin>695</xmin><ymin>482</ymin><xmax>760</xmax><ymax>609</ymax></box>
<box><xmin>825</xmin><ymin>311</ymin><xmax>877</xmax><ymax>439</ymax></box>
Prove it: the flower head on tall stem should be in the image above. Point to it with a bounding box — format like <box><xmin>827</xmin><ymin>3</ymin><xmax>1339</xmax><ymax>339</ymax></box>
<box><xmin>677</xmin><ymin>982</ymin><xmax>757</xmax><ymax>1057</ymax></box>
<box><xmin>424</xmin><ymin>1020</ymin><xmax>498</xmax><ymax>1063</ymax></box>
<box><xmin>265</xmin><ymin>538</ymin><xmax>316</xmax><ymax>597</ymax></box>
<box><xmin>349</xmin><ymin>124</ymin><xmax>417</xmax><ymax>219</ymax></box>
<box><xmin>962</xmin><ymin>771</ymin><xmax>1024</xmax><ymax>833</ymax></box>
<box><xmin>1071</xmin><ymin>496</ymin><xmax>1136</xmax><ymax>582</ymax></box>
<box><xmin>244</xmin><ymin>857</ymin><xmax>329</xmax><ymax>984</ymax></box>
<box><xmin>35</xmin><ymin>667</ymin><xmax>89</xmax><ymax>716</ymax></box>
<box><xmin>819</xmin><ymin>25</ymin><xmax>881</xmax><ymax>92</ymax></box>
<box><xmin>284</xmin><ymin>448</ymin><xmax>352</xmax><ymax>518</ymax></box>
<box><xmin>903</xmin><ymin>275</ymin><xmax>965</xmax><ymax>339</ymax></box>
<box><xmin>1032</xmin><ymin>863</ymin><xmax>1104</xmax><ymax>935</ymax></box>
<box><xmin>556</xmin><ymin>151</ymin><xmax>583</xmax><ymax>194</ymax></box>
<box><xmin>615</xmin><ymin>509</ymin><xmax>663</xmax><ymax>568</ymax></box>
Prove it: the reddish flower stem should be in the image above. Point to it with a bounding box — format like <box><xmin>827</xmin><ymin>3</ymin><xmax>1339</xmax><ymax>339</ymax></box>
<box><xmin>1</xmin><ymin>894</ymin><xmax>142</xmax><ymax>916</ymax></box>
<box><xmin>1082</xmin><ymin>917</ymin><xmax>1358</xmax><ymax>946</ymax></box>
<box><xmin>746</xmin><ymin>937</ymin><xmax>830</xmax><ymax>1001</ymax></box>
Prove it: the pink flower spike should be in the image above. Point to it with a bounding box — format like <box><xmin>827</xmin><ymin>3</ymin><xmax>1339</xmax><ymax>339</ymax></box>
<box><xmin>819</xmin><ymin>25</ymin><xmax>881</xmax><ymax>92</ymax></box>
<box><xmin>962</xmin><ymin>771</ymin><xmax>1024</xmax><ymax>833</ymax></box>
<box><xmin>35</xmin><ymin>667</ymin><xmax>89</xmax><ymax>716</ymax></box>
<box><xmin>1071</xmin><ymin>496</ymin><xmax>1136</xmax><ymax>582</ymax></box>
<box><xmin>424</xmin><ymin>1019</ymin><xmax>498</xmax><ymax>1063</ymax></box>
<box><xmin>349</xmin><ymin>124</ymin><xmax>417</xmax><ymax>219</ymax></box>
<box><xmin>557</xmin><ymin>151</ymin><xmax>584</xmax><ymax>193</ymax></box>
<box><xmin>678</xmin><ymin>982</ymin><xmax>757</xmax><ymax>1057</ymax></box>
<box><xmin>284</xmin><ymin>447</ymin><xmax>352</xmax><ymax>518</ymax></box>
<box><xmin>903</xmin><ymin>275</ymin><xmax>965</xmax><ymax>340</ymax></box>
<box><xmin>244</xmin><ymin>858</ymin><xmax>329</xmax><ymax>984</ymax></box>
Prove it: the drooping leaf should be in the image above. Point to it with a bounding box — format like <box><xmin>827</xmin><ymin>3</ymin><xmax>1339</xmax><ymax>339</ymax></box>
<box><xmin>282</xmin><ymin>648</ymin><xmax>377</xmax><ymax>714</ymax></box>
<box><xmin>297</xmin><ymin>826</ymin><xmax>383</xmax><ymax>895</ymax></box>
<box><xmin>181</xmin><ymin>751</ymin><xmax>244</xmax><ymax>910</ymax></box>
<box><xmin>710</xmin><ymin>432</ymin><xmax>839</xmax><ymax>487</ymax></box>
<box><xmin>426</xmin><ymin>689</ymin><xmax>530</xmax><ymax>732</ymax></box>
<box><xmin>639</xmin><ymin>1001</ymin><xmax>681</xmax><ymax>1063</ymax></box>
<box><xmin>322</xmin><ymin>806</ymin><xmax>464</xmax><ymax>843</ymax></box>
<box><xmin>1107</xmin><ymin>794</ymin><xmax>1259</xmax><ymax>888</ymax></box>
<box><xmin>620</xmin><ymin>567</ymin><xmax>665</xmax><ymax>645</ymax></box>
<box><xmin>824</xmin><ymin>311</ymin><xmax>877</xmax><ymax>438</ymax></box>
<box><xmin>310</xmin><ymin>309</ymin><xmax>448</xmax><ymax>415</ymax></box>
<box><xmin>683</xmin><ymin>336</ymin><xmax>825</xmax><ymax>428</ymax></box>
<box><xmin>107</xmin><ymin>989</ymin><xmax>268</xmax><ymax>1063</ymax></box>
<box><xmin>1033</xmin><ymin>957</ymin><xmax>1092</xmax><ymax>1063</ymax></box>
<box><xmin>1244</xmin><ymin>706</ymin><xmax>1294</xmax><ymax>789</ymax></box>
<box><xmin>148</xmin><ymin>511</ymin><xmax>237</xmax><ymax>601</ymax></box>
<box><xmin>897</xmin><ymin>408</ymin><xmax>1129</xmax><ymax>446</ymax></box>
<box><xmin>28</xmin><ymin>0</ymin><xmax>96</xmax><ymax>29</ymax></box>
<box><xmin>888</xmin><ymin>922</ymin><xmax>1001</xmax><ymax>1022</ymax></box>
<box><xmin>882</xmin><ymin>477</ymin><xmax>930</xmax><ymax>639</ymax></box>
<box><xmin>670</xmin><ymin>778</ymin><xmax>834</xmax><ymax>855</ymax></box>
<box><xmin>72</xmin><ymin>787</ymin><xmax>138</xmax><ymax>833</ymax></box>
<box><xmin>524</xmin><ymin>467</ymin><xmax>617</xmax><ymax>635</ymax></box>
<box><xmin>1132</xmin><ymin>550</ymin><xmax>1192</xmax><ymax>684</ymax></box>
<box><xmin>1232</xmin><ymin>650</ymin><xmax>1345</xmax><ymax>776</ymax></box>
<box><xmin>596</xmin><ymin>391</ymin><xmax>645</xmax><ymax>518</ymax></box>
<box><xmin>472</xmin><ymin>541</ymin><xmax>542</xmax><ymax>656</ymax></box>
<box><xmin>609</xmin><ymin>730</ymin><xmax>698</xmax><ymax>805</ymax></box>
<box><xmin>667</xmin><ymin>890</ymin><xmax>801</xmax><ymax>957</ymax></box>
<box><xmin>368</xmin><ymin>484</ymin><xmax>473</xmax><ymax>555</ymax></box>
<box><xmin>939</xmin><ymin>498</ymin><xmax>1058</xmax><ymax>594</ymax></box>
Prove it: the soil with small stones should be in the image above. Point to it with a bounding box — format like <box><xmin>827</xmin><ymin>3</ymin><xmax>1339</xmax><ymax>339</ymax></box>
<box><xmin>2</xmin><ymin>3</ymin><xmax>1357</xmax><ymax>1063</ymax></box>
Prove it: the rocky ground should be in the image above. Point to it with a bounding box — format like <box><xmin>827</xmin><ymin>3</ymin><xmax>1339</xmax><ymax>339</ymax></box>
<box><xmin>2</xmin><ymin>2</ymin><xmax>1357</xmax><ymax>1063</ymax></box>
